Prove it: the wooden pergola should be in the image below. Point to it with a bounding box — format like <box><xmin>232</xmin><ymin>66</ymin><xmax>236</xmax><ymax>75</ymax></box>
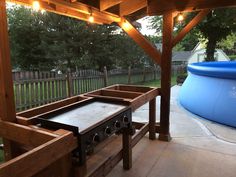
<box><xmin>0</xmin><ymin>0</ymin><xmax>236</xmax><ymax>177</ymax></box>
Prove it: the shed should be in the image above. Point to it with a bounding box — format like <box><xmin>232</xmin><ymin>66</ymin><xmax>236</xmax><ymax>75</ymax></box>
<box><xmin>188</xmin><ymin>48</ymin><xmax>230</xmax><ymax>64</ymax></box>
<box><xmin>172</xmin><ymin>51</ymin><xmax>192</xmax><ymax>65</ymax></box>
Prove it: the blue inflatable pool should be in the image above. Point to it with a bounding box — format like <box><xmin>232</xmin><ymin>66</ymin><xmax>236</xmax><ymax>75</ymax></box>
<box><xmin>179</xmin><ymin>61</ymin><xmax>236</xmax><ymax>127</ymax></box>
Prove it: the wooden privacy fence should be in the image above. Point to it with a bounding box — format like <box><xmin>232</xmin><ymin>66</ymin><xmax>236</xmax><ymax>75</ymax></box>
<box><xmin>13</xmin><ymin>65</ymin><xmax>186</xmax><ymax>111</ymax></box>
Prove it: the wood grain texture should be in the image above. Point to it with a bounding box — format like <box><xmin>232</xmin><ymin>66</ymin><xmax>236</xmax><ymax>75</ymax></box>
<box><xmin>149</xmin><ymin>98</ymin><xmax>156</xmax><ymax>140</ymax></box>
<box><xmin>0</xmin><ymin>0</ymin><xmax>19</xmax><ymax>160</ymax></box>
<box><xmin>100</xmin><ymin>0</ymin><xmax>123</xmax><ymax>11</ymax></box>
<box><xmin>0</xmin><ymin>131</ymin><xmax>77</xmax><ymax>177</ymax></box>
<box><xmin>118</xmin><ymin>18</ymin><xmax>162</xmax><ymax>66</ymax></box>
<box><xmin>159</xmin><ymin>12</ymin><xmax>173</xmax><ymax>142</ymax></box>
<box><xmin>122</xmin><ymin>129</ymin><xmax>132</xmax><ymax>170</ymax></box>
<box><xmin>0</xmin><ymin>120</ymin><xmax>58</xmax><ymax>147</ymax></box>
<box><xmin>8</xmin><ymin>0</ymin><xmax>120</xmax><ymax>24</ymax></box>
<box><xmin>120</xmin><ymin>0</ymin><xmax>147</xmax><ymax>16</ymax></box>
<box><xmin>148</xmin><ymin>0</ymin><xmax>236</xmax><ymax>15</ymax></box>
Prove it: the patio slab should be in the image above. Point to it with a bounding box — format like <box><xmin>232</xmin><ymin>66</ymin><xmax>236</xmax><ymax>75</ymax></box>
<box><xmin>108</xmin><ymin>85</ymin><xmax>236</xmax><ymax>177</ymax></box>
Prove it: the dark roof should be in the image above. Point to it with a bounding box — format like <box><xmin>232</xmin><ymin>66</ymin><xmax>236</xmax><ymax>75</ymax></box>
<box><xmin>172</xmin><ymin>51</ymin><xmax>192</xmax><ymax>62</ymax></box>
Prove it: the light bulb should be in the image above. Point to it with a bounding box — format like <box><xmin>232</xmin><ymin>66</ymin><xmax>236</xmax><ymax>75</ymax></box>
<box><xmin>177</xmin><ymin>13</ymin><xmax>184</xmax><ymax>22</ymax></box>
<box><xmin>88</xmin><ymin>15</ymin><xmax>94</xmax><ymax>23</ymax></box>
<box><xmin>41</xmin><ymin>9</ymin><xmax>46</xmax><ymax>14</ymax></box>
<box><xmin>32</xmin><ymin>1</ymin><xmax>40</xmax><ymax>11</ymax></box>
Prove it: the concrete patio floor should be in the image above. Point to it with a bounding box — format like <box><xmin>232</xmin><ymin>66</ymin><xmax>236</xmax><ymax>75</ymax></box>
<box><xmin>107</xmin><ymin>85</ymin><xmax>236</xmax><ymax>177</ymax></box>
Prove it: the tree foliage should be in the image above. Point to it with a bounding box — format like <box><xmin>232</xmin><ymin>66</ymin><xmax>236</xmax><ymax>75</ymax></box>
<box><xmin>197</xmin><ymin>8</ymin><xmax>236</xmax><ymax>61</ymax></box>
<box><xmin>148</xmin><ymin>8</ymin><xmax>236</xmax><ymax>61</ymax></box>
<box><xmin>8</xmin><ymin>5</ymin><xmax>150</xmax><ymax>72</ymax></box>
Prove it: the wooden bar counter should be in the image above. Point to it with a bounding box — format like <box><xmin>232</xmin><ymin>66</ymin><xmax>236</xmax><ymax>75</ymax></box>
<box><xmin>0</xmin><ymin>84</ymin><xmax>160</xmax><ymax>177</ymax></box>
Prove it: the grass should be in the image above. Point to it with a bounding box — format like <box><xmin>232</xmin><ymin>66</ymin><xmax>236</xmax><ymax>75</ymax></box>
<box><xmin>140</xmin><ymin>75</ymin><xmax>177</xmax><ymax>87</ymax></box>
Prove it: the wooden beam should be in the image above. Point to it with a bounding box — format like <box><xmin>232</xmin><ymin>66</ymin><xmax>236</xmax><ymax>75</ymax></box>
<box><xmin>0</xmin><ymin>0</ymin><xmax>19</xmax><ymax>160</ymax></box>
<box><xmin>172</xmin><ymin>9</ymin><xmax>211</xmax><ymax>46</ymax></box>
<box><xmin>148</xmin><ymin>0</ymin><xmax>236</xmax><ymax>15</ymax></box>
<box><xmin>8</xmin><ymin>0</ymin><xmax>121</xmax><ymax>24</ymax></box>
<box><xmin>130</xmin><ymin>87</ymin><xmax>159</xmax><ymax>111</ymax></box>
<box><xmin>149</xmin><ymin>98</ymin><xmax>156</xmax><ymax>140</ymax></box>
<box><xmin>131</xmin><ymin>122</ymin><xmax>149</xmax><ymax>147</ymax></box>
<box><xmin>100</xmin><ymin>0</ymin><xmax>123</xmax><ymax>11</ymax></box>
<box><xmin>0</xmin><ymin>131</ymin><xmax>77</xmax><ymax>177</ymax></box>
<box><xmin>159</xmin><ymin>12</ymin><xmax>173</xmax><ymax>142</ymax></box>
<box><xmin>120</xmin><ymin>0</ymin><xmax>147</xmax><ymax>16</ymax></box>
<box><xmin>17</xmin><ymin>95</ymin><xmax>89</xmax><ymax>118</ymax></box>
<box><xmin>86</xmin><ymin>123</ymin><xmax>149</xmax><ymax>177</ymax></box>
<box><xmin>101</xmin><ymin>89</ymin><xmax>142</xmax><ymax>99</ymax></box>
<box><xmin>118</xmin><ymin>18</ymin><xmax>161</xmax><ymax>66</ymax></box>
<box><xmin>133</xmin><ymin>121</ymin><xmax>160</xmax><ymax>133</ymax></box>
<box><xmin>0</xmin><ymin>120</ymin><xmax>58</xmax><ymax>147</ymax></box>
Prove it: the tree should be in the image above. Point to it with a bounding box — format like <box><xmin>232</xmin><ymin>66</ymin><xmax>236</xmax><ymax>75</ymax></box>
<box><xmin>148</xmin><ymin>15</ymin><xmax>199</xmax><ymax>51</ymax></box>
<box><xmin>8</xmin><ymin>6</ymin><xmax>54</xmax><ymax>70</ymax></box>
<box><xmin>197</xmin><ymin>8</ymin><xmax>236</xmax><ymax>61</ymax></box>
<box><xmin>7</xmin><ymin>5</ymin><xmax>152</xmax><ymax>72</ymax></box>
<box><xmin>217</xmin><ymin>33</ymin><xmax>236</xmax><ymax>56</ymax></box>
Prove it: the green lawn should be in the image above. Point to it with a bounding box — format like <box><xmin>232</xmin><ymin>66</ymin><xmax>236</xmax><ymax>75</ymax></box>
<box><xmin>141</xmin><ymin>75</ymin><xmax>177</xmax><ymax>87</ymax></box>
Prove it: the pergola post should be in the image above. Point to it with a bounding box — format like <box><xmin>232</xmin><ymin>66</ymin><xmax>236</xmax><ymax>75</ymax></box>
<box><xmin>0</xmin><ymin>0</ymin><xmax>19</xmax><ymax>160</ymax></box>
<box><xmin>159</xmin><ymin>12</ymin><xmax>173</xmax><ymax>141</ymax></box>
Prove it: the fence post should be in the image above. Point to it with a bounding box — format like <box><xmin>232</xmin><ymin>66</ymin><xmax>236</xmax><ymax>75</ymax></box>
<box><xmin>154</xmin><ymin>65</ymin><xmax>157</xmax><ymax>80</ymax></box>
<box><xmin>143</xmin><ymin>67</ymin><xmax>146</xmax><ymax>82</ymax></box>
<box><xmin>103</xmin><ymin>66</ymin><xmax>108</xmax><ymax>87</ymax></box>
<box><xmin>67</xmin><ymin>70</ymin><xmax>73</xmax><ymax>97</ymax></box>
<box><xmin>128</xmin><ymin>66</ymin><xmax>131</xmax><ymax>84</ymax></box>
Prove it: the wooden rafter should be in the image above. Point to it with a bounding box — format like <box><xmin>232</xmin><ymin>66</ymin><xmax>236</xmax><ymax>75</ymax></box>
<box><xmin>118</xmin><ymin>18</ymin><xmax>161</xmax><ymax>66</ymax></box>
<box><xmin>148</xmin><ymin>0</ymin><xmax>236</xmax><ymax>15</ymax></box>
<box><xmin>120</xmin><ymin>0</ymin><xmax>147</xmax><ymax>16</ymax></box>
<box><xmin>100</xmin><ymin>0</ymin><xmax>123</xmax><ymax>11</ymax></box>
<box><xmin>8</xmin><ymin>0</ymin><xmax>121</xmax><ymax>24</ymax></box>
<box><xmin>172</xmin><ymin>9</ymin><xmax>211</xmax><ymax>47</ymax></box>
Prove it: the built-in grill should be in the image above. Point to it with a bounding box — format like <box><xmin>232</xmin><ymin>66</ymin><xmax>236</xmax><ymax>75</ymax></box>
<box><xmin>36</xmin><ymin>99</ymin><xmax>133</xmax><ymax>165</ymax></box>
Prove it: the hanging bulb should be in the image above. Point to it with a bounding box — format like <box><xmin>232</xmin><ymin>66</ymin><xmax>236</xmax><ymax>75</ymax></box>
<box><xmin>32</xmin><ymin>1</ymin><xmax>40</xmax><ymax>11</ymax></box>
<box><xmin>177</xmin><ymin>12</ymin><xmax>184</xmax><ymax>22</ymax></box>
<box><xmin>88</xmin><ymin>15</ymin><xmax>94</xmax><ymax>23</ymax></box>
<box><xmin>41</xmin><ymin>9</ymin><xmax>46</xmax><ymax>14</ymax></box>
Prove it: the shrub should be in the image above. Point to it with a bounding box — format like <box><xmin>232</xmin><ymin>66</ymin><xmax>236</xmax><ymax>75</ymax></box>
<box><xmin>176</xmin><ymin>73</ymin><xmax>188</xmax><ymax>85</ymax></box>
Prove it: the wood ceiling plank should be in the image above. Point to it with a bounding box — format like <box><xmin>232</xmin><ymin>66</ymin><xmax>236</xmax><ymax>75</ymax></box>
<box><xmin>100</xmin><ymin>0</ymin><xmax>123</xmax><ymax>11</ymax></box>
<box><xmin>8</xmin><ymin>0</ymin><xmax>120</xmax><ymax>24</ymax></box>
<box><xmin>120</xmin><ymin>0</ymin><xmax>147</xmax><ymax>16</ymax></box>
<box><xmin>148</xmin><ymin>0</ymin><xmax>236</xmax><ymax>15</ymax></box>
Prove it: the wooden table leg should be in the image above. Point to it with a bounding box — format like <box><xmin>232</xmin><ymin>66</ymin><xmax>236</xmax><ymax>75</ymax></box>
<box><xmin>122</xmin><ymin>128</ymin><xmax>132</xmax><ymax>170</ymax></box>
<box><xmin>149</xmin><ymin>98</ymin><xmax>156</xmax><ymax>140</ymax></box>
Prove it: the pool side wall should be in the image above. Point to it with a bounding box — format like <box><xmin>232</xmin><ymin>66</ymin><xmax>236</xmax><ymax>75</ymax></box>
<box><xmin>179</xmin><ymin>62</ymin><xmax>236</xmax><ymax>127</ymax></box>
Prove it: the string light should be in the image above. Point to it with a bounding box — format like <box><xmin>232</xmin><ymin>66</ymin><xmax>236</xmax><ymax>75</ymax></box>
<box><xmin>88</xmin><ymin>8</ymin><xmax>94</xmax><ymax>23</ymax></box>
<box><xmin>32</xmin><ymin>1</ymin><xmax>40</xmax><ymax>11</ymax></box>
<box><xmin>177</xmin><ymin>12</ymin><xmax>184</xmax><ymax>22</ymax></box>
<box><xmin>41</xmin><ymin>9</ymin><xmax>46</xmax><ymax>14</ymax></box>
<box><xmin>88</xmin><ymin>15</ymin><xmax>94</xmax><ymax>23</ymax></box>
